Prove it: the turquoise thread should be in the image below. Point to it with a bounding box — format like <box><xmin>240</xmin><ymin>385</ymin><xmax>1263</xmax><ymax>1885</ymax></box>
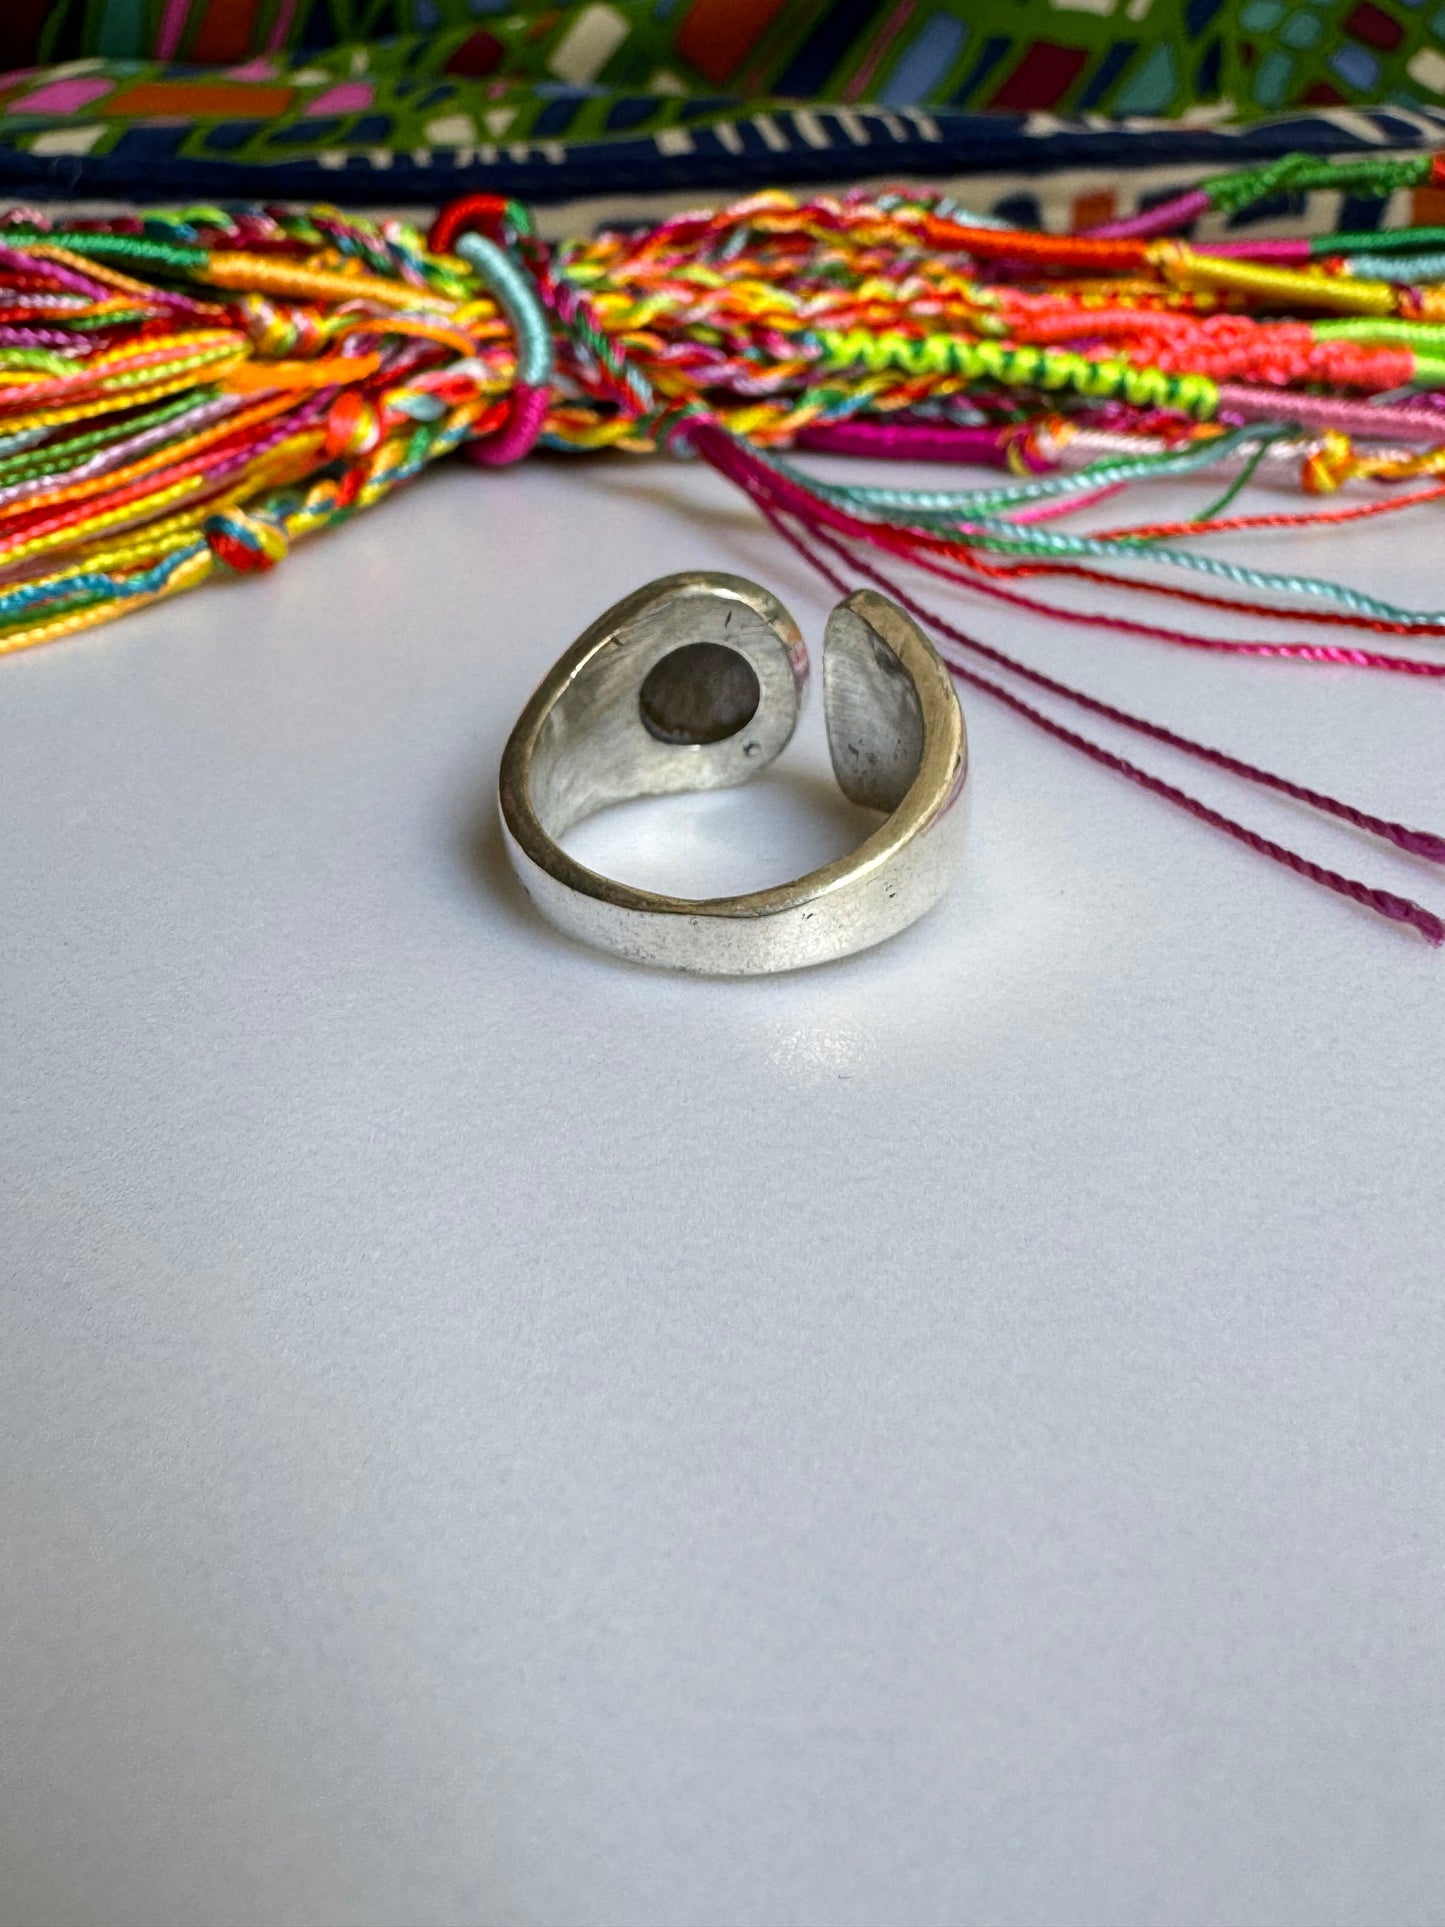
<box><xmin>456</xmin><ymin>230</ymin><xmax>556</xmax><ymax>390</ymax></box>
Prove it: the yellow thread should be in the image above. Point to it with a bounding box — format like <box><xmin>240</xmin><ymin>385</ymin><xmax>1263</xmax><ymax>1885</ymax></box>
<box><xmin>0</xmin><ymin>549</ymin><xmax>214</xmax><ymax>657</ymax></box>
<box><xmin>0</xmin><ymin>428</ymin><xmax>324</xmax><ymax>565</ymax></box>
<box><xmin>198</xmin><ymin>252</ymin><xmax>462</xmax><ymax>312</ymax></box>
<box><xmin>1152</xmin><ymin>243</ymin><xmax>1398</xmax><ymax>316</ymax></box>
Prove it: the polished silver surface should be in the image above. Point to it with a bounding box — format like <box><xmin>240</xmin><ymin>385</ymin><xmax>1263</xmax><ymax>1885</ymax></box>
<box><xmin>498</xmin><ymin>571</ymin><xmax>969</xmax><ymax>973</ymax></box>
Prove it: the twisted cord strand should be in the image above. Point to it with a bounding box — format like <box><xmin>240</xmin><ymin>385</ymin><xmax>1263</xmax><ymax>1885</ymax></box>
<box><xmin>762</xmin><ymin>507</ymin><xmax>1445</xmax><ymax>944</ymax></box>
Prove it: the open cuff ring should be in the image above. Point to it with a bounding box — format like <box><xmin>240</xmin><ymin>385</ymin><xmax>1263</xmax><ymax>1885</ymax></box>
<box><xmin>498</xmin><ymin>571</ymin><xmax>969</xmax><ymax>974</ymax></box>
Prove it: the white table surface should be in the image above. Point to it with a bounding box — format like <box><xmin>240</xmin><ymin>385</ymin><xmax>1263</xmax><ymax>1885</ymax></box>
<box><xmin>2</xmin><ymin>449</ymin><xmax>1442</xmax><ymax>1927</ymax></box>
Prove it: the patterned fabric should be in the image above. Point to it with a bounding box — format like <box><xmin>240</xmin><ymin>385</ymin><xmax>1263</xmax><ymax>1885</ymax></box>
<box><xmin>8</xmin><ymin>1</ymin><xmax>1445</xmax><ymax>117</ymax></box>
<box><xmin>3</xmin><ymin>3</ymin><xmax>1445</xmax><ymax>214</ymax></box>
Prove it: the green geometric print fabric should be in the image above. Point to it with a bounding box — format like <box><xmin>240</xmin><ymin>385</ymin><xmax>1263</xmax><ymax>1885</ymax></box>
<box><xmin>7</xmin><ymin>0</ymin><xmax>1445</xmax><ymax>120</ymax></box>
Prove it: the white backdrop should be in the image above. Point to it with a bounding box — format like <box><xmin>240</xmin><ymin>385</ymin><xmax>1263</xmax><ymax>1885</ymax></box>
<box><xmin>2</xmin><ymin>450</ymin><xmax>1442</xmax><ymax>1927</ymax></box>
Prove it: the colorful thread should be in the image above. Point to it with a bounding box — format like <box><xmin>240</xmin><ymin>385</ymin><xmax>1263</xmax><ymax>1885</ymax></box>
<box><xmin>0</xmin><ymin>164</ymin><xmax>1442</xmax><ymax>940</ymax></box>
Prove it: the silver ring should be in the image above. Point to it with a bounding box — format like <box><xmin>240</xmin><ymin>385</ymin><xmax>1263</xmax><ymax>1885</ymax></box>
<box><xmin>498</xmin><ymin>571</ymin><xmax>968</xmax><ymax>974</ymax></box>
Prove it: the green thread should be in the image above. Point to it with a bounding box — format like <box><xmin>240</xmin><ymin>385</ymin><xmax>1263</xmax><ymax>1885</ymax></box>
<box><xmin>0</xmin><ymin>348</ymin><xmax>78</xmax><ymax>376</ymax></box>
<box><xmin>1188</xmin><ymin>431</ymin><xmax>1280</xmax><ymax>526</ymax></box>
<box><xmin>3</xmin><ymin>230</ymin><xmax>209</xmax><ymax>273</ymax></box>
<box><xmin>0</xmin><ymin>393</ymin><xmax>205</xmax><ymax>484</ymax></box>
<box><xmin>817</xmin><ymin>328</ymin><xmax>1218</xmax><ymax>419</ymax></box>
<box><xmin>1314</xmin><ymin>318</ymin><xmax>1445</xmax><ymax>345</ymax></box>
<box><xmin>1318</xmin><ymin>227</ymin><xmax>1445</xmax><ymax>254</ymax></box>
<box><xmin>1205</xmin><ymin>154</ymin><xmax>1431</xmax><ymax>218</ymax></box>
<box><xmin>786</xmin><ymin>426</ymin><xmax>1265</xmax><ymax>523</ymax></box>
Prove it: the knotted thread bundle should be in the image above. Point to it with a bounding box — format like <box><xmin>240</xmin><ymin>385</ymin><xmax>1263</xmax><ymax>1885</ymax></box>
<box><xmin>2</xmin><ymin>162</ymin><xmax>1445</xmax><ymax>942</ymax></box>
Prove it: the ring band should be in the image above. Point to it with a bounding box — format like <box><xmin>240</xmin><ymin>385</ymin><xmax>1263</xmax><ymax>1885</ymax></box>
<box><xmin>498</xmin><ymin>571</ymin><xmax>968</xmax><ymax>974</ymax></box>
